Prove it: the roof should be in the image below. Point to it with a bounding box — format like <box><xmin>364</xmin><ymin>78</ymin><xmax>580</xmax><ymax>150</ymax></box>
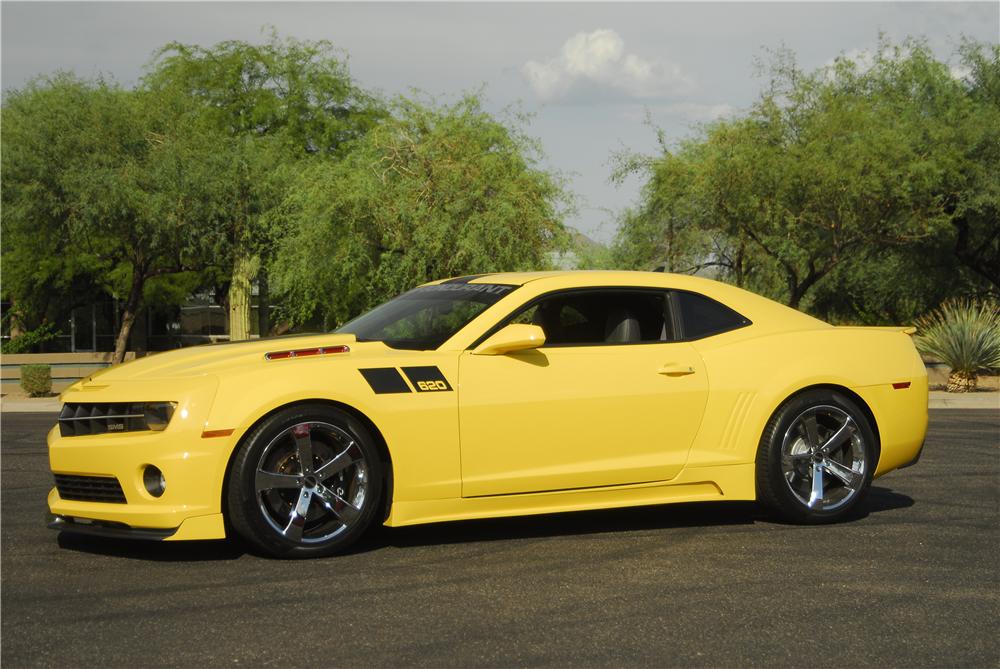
<box><xmin>433</xmin><ymin>270</ymin><xmax>830</xmax><ymax>332</ymax></box>
<box><xmin>463</xmin><ymin>270</ymin><xmax>725</xmax><ymax>290</ymax></box>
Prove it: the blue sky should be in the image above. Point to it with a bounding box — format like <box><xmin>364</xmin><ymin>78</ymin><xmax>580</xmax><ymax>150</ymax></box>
<box><xmin>3</xmin><ymin>2</ymin><xmax>997</xmax><ymax>242</ymax></box>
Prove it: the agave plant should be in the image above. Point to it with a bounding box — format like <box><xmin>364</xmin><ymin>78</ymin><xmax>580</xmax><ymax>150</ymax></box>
<box><xmin>915</xmin><ymin>299</ymin><xmax>1000</xmax><ymax>392</ymax></box>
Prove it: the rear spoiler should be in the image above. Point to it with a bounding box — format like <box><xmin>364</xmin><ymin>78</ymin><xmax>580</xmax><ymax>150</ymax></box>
<box><xmin>836</xmin><ymin>326</ymin><xmax>917</xmax><ymax>336</ymax></box>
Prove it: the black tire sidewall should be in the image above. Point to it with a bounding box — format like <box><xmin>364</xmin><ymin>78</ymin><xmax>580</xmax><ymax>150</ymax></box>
<box><xmin>758</xmin><ymin>389</ymin><xmax>877</xmax><ymax>523</ymax></box>
<box><xmin>226</xmin><ymin>404</ymin><xmax>383</xmax><ymax>558</ymax></box>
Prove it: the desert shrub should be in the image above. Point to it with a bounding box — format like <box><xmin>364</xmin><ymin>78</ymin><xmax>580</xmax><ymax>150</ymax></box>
<box><xmin>915</xmin><ymin>300</ymin><xmax>1000</xmax><ymax>392</ymax></box>
<box><xmin>19</xmin><ymin>364</ymin><xmax>52</xmax><ymax>397</ymax></box>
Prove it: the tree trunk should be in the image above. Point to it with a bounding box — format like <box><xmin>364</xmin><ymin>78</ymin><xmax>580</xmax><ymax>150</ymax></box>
<box><xmin>228</xmin><ymin>252</ymin><xmax>260</xmax><ymax>342</ymax></box>
<box><xmin>8</xmin><ymin>297</ymin><xmax>25</xmax><ymax>338</ymax></box>
<box><xmin>947</xmin><ymin>370</ymin><xmax>977</xmax><ymax>393</ymax></box>
<box><xmin>733</xmin><ymin>239</ymin><xmax>746</xmax><ymax>288</ymax></box>
<box><xmin>786</xmin><ymin>264</ymin><xmax>827</xmax><ymax>311</ymax></box>
<box><xmin>787</xmin><ymin>276</ymin><xmax>803</xmax><ymax>309</ymax></box>
<box><xmin>113</xmin><ymin>267</ymin><xmax>145</xmax><ymax>364</ymax></box>
<box><xmin>952</xmin><ymin>216</ymin><xmax>1000</xmax><ymax>290</ymax></box>
<box><xmin>257</xmin><ymin>268</ymin><xmax>270</xmax><ymax>338</ymax></box>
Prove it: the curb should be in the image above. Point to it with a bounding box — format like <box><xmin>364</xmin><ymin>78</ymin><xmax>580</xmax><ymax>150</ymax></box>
<box><xmin>1</xmin><ymin>399</ymin><xmax>62</xmax><ymax>413</ymax></box>
<box><xmin>928</xmin><ymin>392</ymin><xmax>999</xmax><ymax>410</ymax></box>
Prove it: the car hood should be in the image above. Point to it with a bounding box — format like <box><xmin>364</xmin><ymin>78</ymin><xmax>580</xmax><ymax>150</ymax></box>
<box><xmin>79</xmin><ymin>333</ymin><xmax>361</xmax><ymax>384</ymax></box>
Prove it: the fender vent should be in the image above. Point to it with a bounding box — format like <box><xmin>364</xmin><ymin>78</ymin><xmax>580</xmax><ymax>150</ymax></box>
<box><xmin>720</xmin><ymin>392</ymin><xmax>756</xmax><ymax>450</ymax></box>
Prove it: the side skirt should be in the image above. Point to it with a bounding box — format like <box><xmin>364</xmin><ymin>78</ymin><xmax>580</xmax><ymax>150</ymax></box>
<box><xmin>384</xmin><ymin>462</ymin><xmax>756</xmax><ymax>527</ymax></box>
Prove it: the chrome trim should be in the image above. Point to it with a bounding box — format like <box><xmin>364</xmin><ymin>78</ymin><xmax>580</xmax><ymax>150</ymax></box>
<box><xmin>58</xmin><ymin>414</ymin><xmax>145</xmax><ymax>421</ymax></box>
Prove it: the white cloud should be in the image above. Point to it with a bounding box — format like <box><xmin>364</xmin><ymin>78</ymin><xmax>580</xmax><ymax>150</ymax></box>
<box><xmin>523</xmin><ymin>29</ymin><xmax>694</xmax><ymax>102</ymax></box>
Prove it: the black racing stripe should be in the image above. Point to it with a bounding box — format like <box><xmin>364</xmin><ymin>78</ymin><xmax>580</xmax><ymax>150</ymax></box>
<box><xmin>440</xmin><ymin>274</ymin><xmax>489</xmax><ymax>284</ymax></box>
<box><xmin>401</xmin><ymin>366</ymin><xmax>453</xmax><ymax>392</ymax></box>
<box><xmin>359</xmin><ymin>368</ymin><xmax>412</xmax><ymax>394</ymax></box>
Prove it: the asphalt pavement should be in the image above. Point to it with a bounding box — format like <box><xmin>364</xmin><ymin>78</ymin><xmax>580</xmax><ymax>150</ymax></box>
<box><xmin>2</xmin><ymin>410</ymin><xmax>998</xmax><ymax>668</ymax></box>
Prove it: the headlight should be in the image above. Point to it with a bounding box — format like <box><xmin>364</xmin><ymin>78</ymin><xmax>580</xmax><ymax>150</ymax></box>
<box><xmin>143</xmin><ymin>402</ymin><xmax>176</xmax><ymax>431</ymax></box>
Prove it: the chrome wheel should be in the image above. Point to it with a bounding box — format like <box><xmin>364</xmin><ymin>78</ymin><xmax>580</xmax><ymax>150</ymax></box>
<box><xmin>254</xmin><ymin>421</ymin><xmax>369</xmax><ymax>544</ymax></box>
<box><xmin>781</xmin><ymin>405</ymin><xmax>866</xmax><ymax>512</ymax></box>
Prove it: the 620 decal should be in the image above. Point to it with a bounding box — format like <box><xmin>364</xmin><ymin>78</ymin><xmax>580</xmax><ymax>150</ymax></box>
<box><xmin>402</xmin><ymin>366</ymin><xmax>453</xmax><ymax>393</ymax></box>
<box><xmin>416</xmin><ymin>380</ymin><xmax>449</xmax><ymax>391</ymax></box>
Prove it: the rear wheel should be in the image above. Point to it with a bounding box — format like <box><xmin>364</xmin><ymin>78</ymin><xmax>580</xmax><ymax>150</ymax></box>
<box><xmin>756</xmin><ymin>389</ymin><xmax>876</xmax><ymax>523</ymax></box>
<box><xmin>226</xmin><ymin>405</ymin><xmax>383</xmax><ymax>558</ymax></box>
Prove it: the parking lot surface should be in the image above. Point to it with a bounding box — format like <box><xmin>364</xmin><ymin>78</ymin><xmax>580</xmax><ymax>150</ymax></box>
<box><xmin>2</xmin><ymin>410</ymin><xmax>998</xmax><ymax>667</ymax></box>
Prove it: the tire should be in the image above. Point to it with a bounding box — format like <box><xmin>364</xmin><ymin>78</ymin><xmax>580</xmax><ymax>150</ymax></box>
<box><xmin>756</xmin><ymin>389</ymin><xmax>877</xmax><ymax>524</ymax></box>
<box><xmin>225</xmin><ymin>404</ymin><xmax>383</xmax><ymax>558</ymax></box>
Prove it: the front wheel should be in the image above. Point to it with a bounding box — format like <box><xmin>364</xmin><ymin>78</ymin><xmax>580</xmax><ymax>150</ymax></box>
<box><xmin>756</xmin><ymin>390</ymin><xmax>877</xmax><ymax>523</ymax></box>
<box><xmin>225</xmin><ymin>405</ymin><xmax>383</xmax><ymax>558</ymax></box>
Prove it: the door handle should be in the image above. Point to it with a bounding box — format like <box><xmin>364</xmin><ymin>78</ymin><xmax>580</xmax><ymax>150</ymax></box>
<box><xmin>657</xmin><ymin>363</ymin><xmax>696</xmax><ymax>377</ymax></box>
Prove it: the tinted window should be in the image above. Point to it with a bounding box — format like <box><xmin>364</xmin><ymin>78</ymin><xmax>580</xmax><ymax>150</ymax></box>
<box><xmin>675</xmin><ymin>291</ymin><xmax>749</xmax><ymax>339</ymax></box>
<box><xmin>338</xmin><ymin>283</ymin><xmax>516</xmax><ymax>350</ymax></box>
<box><xmin>508</xmin><ymin>290</ymin><xmax>672</xmax><ymax>346</ymax></box>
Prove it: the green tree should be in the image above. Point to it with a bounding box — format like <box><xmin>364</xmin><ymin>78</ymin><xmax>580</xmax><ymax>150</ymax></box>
<box><xmin>616</xmin><ymin>38</ymin><xmax>997</xmax><ymax>318</ymax></box>
<box><xmin>2</xmin><ymin>75</ymin><xmax>114</xmax><ymax>336</ymax></box>
<box><xmin>271</xmin><ymin>94</ymin><xmax>570</xmax><ymax>327</ymax></box>
<box><xmin>611</xmin><ymin>138</ymin><xmax>723</xmax><ymax>276</ymax></box>
<box><xmin>2</xmin><ymin>75</ymin><xmax>232</xmax><ymax>361</ymax></box>
<box><xmin>943</xmin><ymin>41</ymin><xmax>1000</xmax><ymax>289</ymax></box>
<box><xmin>143</xmin><ymin>33</ymin><xmax>383</xmax><ymax>339</ymax></box>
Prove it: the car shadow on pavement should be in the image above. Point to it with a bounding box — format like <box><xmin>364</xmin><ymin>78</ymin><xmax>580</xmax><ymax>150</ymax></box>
<box><xmin>51</xmin><ymin>486</ymin><xmax>914</xmax><ymax>561</ymax></box>
<box><xmin>360</xmin><ymin>485</ymin><xmax>915</xmax><ymax>551</ymax></box>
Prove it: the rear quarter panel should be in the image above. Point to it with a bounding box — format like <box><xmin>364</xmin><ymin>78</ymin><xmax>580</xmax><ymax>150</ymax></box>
<box><xmin>688</xmin><ymin>327</ymin><xmax>928</xmax><ymax>476</ymax></box>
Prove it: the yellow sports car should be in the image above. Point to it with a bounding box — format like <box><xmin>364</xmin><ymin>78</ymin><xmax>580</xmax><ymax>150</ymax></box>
<box><xmin>47</xmin><ymin>271</ymin><xmax>928</xmax><ymax>557</ymax></box>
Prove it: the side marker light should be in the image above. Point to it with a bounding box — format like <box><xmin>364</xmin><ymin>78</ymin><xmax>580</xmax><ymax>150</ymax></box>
<box><xmin>201</xmin><ymin>429</ymin><xmax>235</xmax><ymax>439</ymax></box>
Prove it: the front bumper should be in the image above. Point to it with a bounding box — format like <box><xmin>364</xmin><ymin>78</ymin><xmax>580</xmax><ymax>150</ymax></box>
<box><xmin>48</xmin><ymin>515</ymin><xmax>177</xmax><ymax>540</ymax></box>
<box><xmin>47</xmin><ymin>377</ymin><xmax>232</xmax><ymax>541</ymax></box>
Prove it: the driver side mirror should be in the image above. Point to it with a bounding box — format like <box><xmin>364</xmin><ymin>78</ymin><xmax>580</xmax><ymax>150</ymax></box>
<box><xmin>473</xmin><ymin>324</ymin><xmax>546</xmax><ymax>356</ymax></box>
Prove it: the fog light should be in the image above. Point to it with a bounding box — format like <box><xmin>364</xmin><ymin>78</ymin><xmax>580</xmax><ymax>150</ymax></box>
<box><xmin>143</xmin><ymin>465</ymin><xmax>166</xmax><ymax>497</ymax></box>
<box><xmin>144</xmin><ymin>402</ymin><xmax>176</xmax><ymax>431</ymax></box>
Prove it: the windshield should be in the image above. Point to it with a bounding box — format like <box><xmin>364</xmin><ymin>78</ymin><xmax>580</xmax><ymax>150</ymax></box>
<box><xmin>336</xmin><ymin>283</ymin><xmax>517</xmax><ymax>350</ymax></box>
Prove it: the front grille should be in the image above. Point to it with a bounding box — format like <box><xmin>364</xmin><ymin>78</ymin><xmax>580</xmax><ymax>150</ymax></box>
<box><xmin>54</xmin><ymin>474</ymin><xmax>127</xmax><ymax>503</ymax></box>
<box><xmin>59</xmin><ymin>403</ymin><xmax>149</xmax><ymax>437</ymax></box>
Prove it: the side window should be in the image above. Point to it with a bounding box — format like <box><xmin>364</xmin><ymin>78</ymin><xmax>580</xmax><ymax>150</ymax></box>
<box><xmin>509</xmin><ymin>290</ymin><xmax>672</xmax><ymax>346</ymax></box>
<box><xmin>674</xmin><ymin>291</ymin><xmax>749</xmax><ymax>339</ymax></box>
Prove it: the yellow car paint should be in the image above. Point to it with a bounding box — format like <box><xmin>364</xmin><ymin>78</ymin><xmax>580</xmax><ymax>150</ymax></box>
<box><xmin>458</xmin><ymin>341</ymin><xmax>709</xmax><ymax>497</ymax></box>
<box><xmin>47</xmin><ymin>270</ymin><xmax>928</xmax><ymax>540</ymax></box>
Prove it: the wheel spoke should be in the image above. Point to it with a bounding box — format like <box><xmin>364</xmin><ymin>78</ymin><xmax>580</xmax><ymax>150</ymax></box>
<box><xmin>820</xmin><ymin>417</ymin><xmax>855</xmax><ymax>455</ymax></box>
<box><xmin>256</xmin><ymin>420</ymin><xmax>370</xmax><ymax>544</ymax></box>
<box><xmin>314</xmin><ymin>442</ymin><xmax>358</xmax><ymax>482</ymax></box>
<box><xmin>255</xmin><ymin>469</ymin><xmax>302</xmax><ymax>492</ymax></box>
<box><xmin>823</xmin><ymin>458</ymin><xmax>862</xmax><ymax>489</ymax></box>
<box><xmin>283</xmin><ymin>488</ymin><xmax>313</xmax><ymax>541</ymax></box>
<box><xmin>802</xmin><ymin>415</ymin><xmax>821</xmax><ymax>448</ymax></box>
<box><xmin>807</xmin><ymin>461</ymin><xmax>824</xmax><ymax>508</ymax></box>
<box><xmin>314</xmin><ymin>484</ymin><xmax>361</xmax><ymax>525</ymax></box>
<box><xmin>292</xmin><ymin>423</ymin><xmax>315</xmax><ymax>475</ymax></box>
<box><xmin>781</xmin><ymin>451</ymin><xmax>811</xmax><ymax>470</ymax></box>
